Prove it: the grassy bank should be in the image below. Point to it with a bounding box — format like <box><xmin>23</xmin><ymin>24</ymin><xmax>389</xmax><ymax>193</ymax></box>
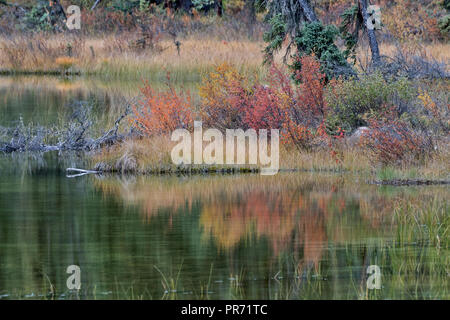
<box><xmin>90</xmin><ymin>135</ymin><xmax>450</xmax><ymax>180</ymax></box>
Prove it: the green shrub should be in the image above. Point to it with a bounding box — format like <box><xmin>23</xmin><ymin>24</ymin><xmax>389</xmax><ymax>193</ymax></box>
<box><xmin>23</xmin><ymin>2</ymin><xmax>53</xmax><ymax>31</ymax></box>
<box><xmin>263</xmin><ymin>14</ymin><xmax>286</xmax><ymax>63</ymax></box>
<box><xmin>438</xmin><ymin>15</ymin><xmax>450</xmax><ymax>35</ymax></box>
<box><xmin>109</xmin><ymin>0</ymin><xmax>140</xmax><ymax>13</ymax></box>
<box><xmin>192</xmin><ymin>0</ymin><xmax>215</xmax><ymax>10</ymax></box>
<box><xmin>325</xmin><ymin>73</ymin><xmax>415</xmax><ymax>133</ymax></box>
<box><xmin>22</xmin><ymin>0</ymin><xmax>67</xmax><ymax>32</ymax></box>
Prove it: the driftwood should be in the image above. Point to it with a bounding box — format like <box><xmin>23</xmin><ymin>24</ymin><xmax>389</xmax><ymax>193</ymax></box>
<box><xmin>0</xmin><ymin>101</ymin><xmax>131</xmax><ymax>154</ymax></box>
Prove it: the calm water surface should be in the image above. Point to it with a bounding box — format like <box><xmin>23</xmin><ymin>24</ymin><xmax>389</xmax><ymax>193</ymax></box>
<box><xmin>0</xmin><ymin>77</ymin><xmax>448</xmax><ymax>300</ymax></box>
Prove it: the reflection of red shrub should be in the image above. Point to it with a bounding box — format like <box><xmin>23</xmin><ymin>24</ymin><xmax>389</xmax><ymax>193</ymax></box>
<box><xmin>361</xmin><ymin>119</ymin><xmax>433</xmax><ymax>165</ymax></box>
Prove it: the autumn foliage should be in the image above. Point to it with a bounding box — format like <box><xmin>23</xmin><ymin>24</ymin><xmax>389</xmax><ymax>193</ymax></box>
<box><xmin>198</xmin><ymin>62</ymin><xmax>251</xmax><ymax>131</ymax></box>
<box><xmin>131</xmin><ymin>53</ymin><xmax>439</xmax><ymax>166</ymax></box>
<box><xmin>198</xmin><ymin>55</ymin><xmax>332</xmax><ymax>151</ymax></box>
<box><xmin>131</xmin><ymin>78</ymin><xmax>194</xmax><ymax>136</ymax></box>
<box><xmin>282</xmin><ymin>55</ymin><xmax>329</xmax><ymax>150</ymax></box>
<box><xmin>132</xmin><ymin>55</ymin><xmax>340</xmax><ymax>159</ymax></box>
<box><xmin>361</xmin><ymin>114</ymin><xmax>433</xmax><ymax>165</ymax></box>
<box><xmin>243</xmin><ymin>65</ymin><xmax>293</xmax><ymax>132</ymax></box>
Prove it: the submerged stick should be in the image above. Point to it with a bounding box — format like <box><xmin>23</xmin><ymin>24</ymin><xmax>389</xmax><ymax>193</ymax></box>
<box><xmin>66</xmin><ymin>168</ymin><xmax>99</xmax><ymax>178</ymax></box>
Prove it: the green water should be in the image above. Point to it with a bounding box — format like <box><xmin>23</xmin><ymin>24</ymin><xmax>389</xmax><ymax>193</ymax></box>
<box><xmin>0</xmin><ymin>77</ymin><xmax>448</xmax><ymax>300</ymax></box>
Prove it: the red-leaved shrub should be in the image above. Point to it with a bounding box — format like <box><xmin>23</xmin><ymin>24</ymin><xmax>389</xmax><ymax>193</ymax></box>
<box><xmin>361</xmin><ymin>118</ymin><xmax>433</xmax><ymax>165</ymax></box>
<box><xmin>131</xmin><ymin>79</ymin><xmax>194</xmax><ymax>136</ymax></box>
<box><xmin>284</xmin><ymin>55</ymin><xmax>329</xmax><ymax>150</ymax></box>
<box><xmin>243</xmin><ymin>65</ymin><xmax>293</xmax><ymax>131</ymax></box>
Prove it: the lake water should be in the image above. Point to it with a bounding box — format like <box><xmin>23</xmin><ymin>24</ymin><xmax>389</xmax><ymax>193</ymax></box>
<box><xmin>0</xmin><ymin>76</ymin><xmax>448</xmax><ymax>300</ymax></box>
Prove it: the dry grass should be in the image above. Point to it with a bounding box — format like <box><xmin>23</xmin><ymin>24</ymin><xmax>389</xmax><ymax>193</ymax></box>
<box><xmin>2</xmin><ymin>32</ymin><xmax>448</xmax><ymax>80</ymax></box>
<box><xmin>91</xmin><ymin>39</ymin><xmax>266</xmax><ymax>80</ymax></box>
<box><xmin>0</xmin><ymin>35</ymin><xmax>266</xmax><ymax>79</ymax></box>
<box><xmin>1</xmin><ymin>32</ymin><xmax>448</xmax><ymax>79</ymax></box>
<box><xmin>92</xmin><ymin>136</ymin><xmax>174</xmax><ymax>173</ymax></box>
<box><xmin>0</xmin><ymin>35</ymin><xmax>88</xmax><ymax>73</ymax></box>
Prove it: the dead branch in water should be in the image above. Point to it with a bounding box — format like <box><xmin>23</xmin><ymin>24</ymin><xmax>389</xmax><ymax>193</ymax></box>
<box><xmin>0</xmin><ymin>100</ymin><xmax>131</xmax><ymax>154</ymax></box>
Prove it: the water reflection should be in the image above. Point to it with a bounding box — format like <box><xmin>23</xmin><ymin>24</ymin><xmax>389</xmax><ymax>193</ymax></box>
<box><xmin>0</xmin><ymin>169</ymin><xmax>447</xmax><ymax>299</ymax></box>
<box><xmin>90</xmin><ymin>173</ymin><xmax>447</xmax><ymax>299</ymax></box>
<box><xmin>95</xmin><ymin>174</ymin><xmax>394</xmax><ymax>251</ymax></box>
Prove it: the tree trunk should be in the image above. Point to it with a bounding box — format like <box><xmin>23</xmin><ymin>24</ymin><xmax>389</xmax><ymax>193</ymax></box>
<box><xmin>298</xmin><ymin>0</ymin><xmax>318</xmax><ymax>22</ymax></box>
<box><xmin>358</xmin><ymin>0</ymin><xmax>381</xmax><ymax>64</ymax></box>
<box><xmin>216</xmin><ymin>0</ymin><xmax>223</xmax><ymax>17</ymax></box>
<box><xmin>244</xmin><ymin>0</ymin><xmax>256</xmax><ymax>38</ymax></box>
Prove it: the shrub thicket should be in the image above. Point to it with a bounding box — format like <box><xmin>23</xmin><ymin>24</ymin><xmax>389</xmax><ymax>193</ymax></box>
<box><xmin>325</xmin><ymin>73</ymin><xmax>415</xmax><ymax>133</ymax></box>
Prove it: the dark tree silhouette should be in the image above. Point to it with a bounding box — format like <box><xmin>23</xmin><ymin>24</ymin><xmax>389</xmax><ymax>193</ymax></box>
<box><xmin>263</xmin><ymin>0</ymin><xmax>381</xmax><ymax>67</ymax></box>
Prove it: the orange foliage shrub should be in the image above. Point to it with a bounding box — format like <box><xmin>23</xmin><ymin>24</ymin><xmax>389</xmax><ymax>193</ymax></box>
<box><xmin>418</xmin><ymin>88</ymin><xmax>440</xmax><ymax>118</ymax></box>
<box><xmin>131</xmin><ymin>55</ymin><xmax>345</xmax><ymax>163</ymax></box>
<box><xmin>55</xmin><ymin>56</ymin><xmax>78</xmax><ymax>70</ymax></box>
<box><xmin>199</xmin><ymin>63</ymin><xmax>251</xmax><ymax>130</ymax></box>
<box><xmin>131</xmin><ymin>78</ymin><xmax>194</xmax><ymax>136</ymax></box>
<box><xmin>282</xmin><ymin>55</ymin><xmax>330</xmax><ymax>151</ymax></box>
